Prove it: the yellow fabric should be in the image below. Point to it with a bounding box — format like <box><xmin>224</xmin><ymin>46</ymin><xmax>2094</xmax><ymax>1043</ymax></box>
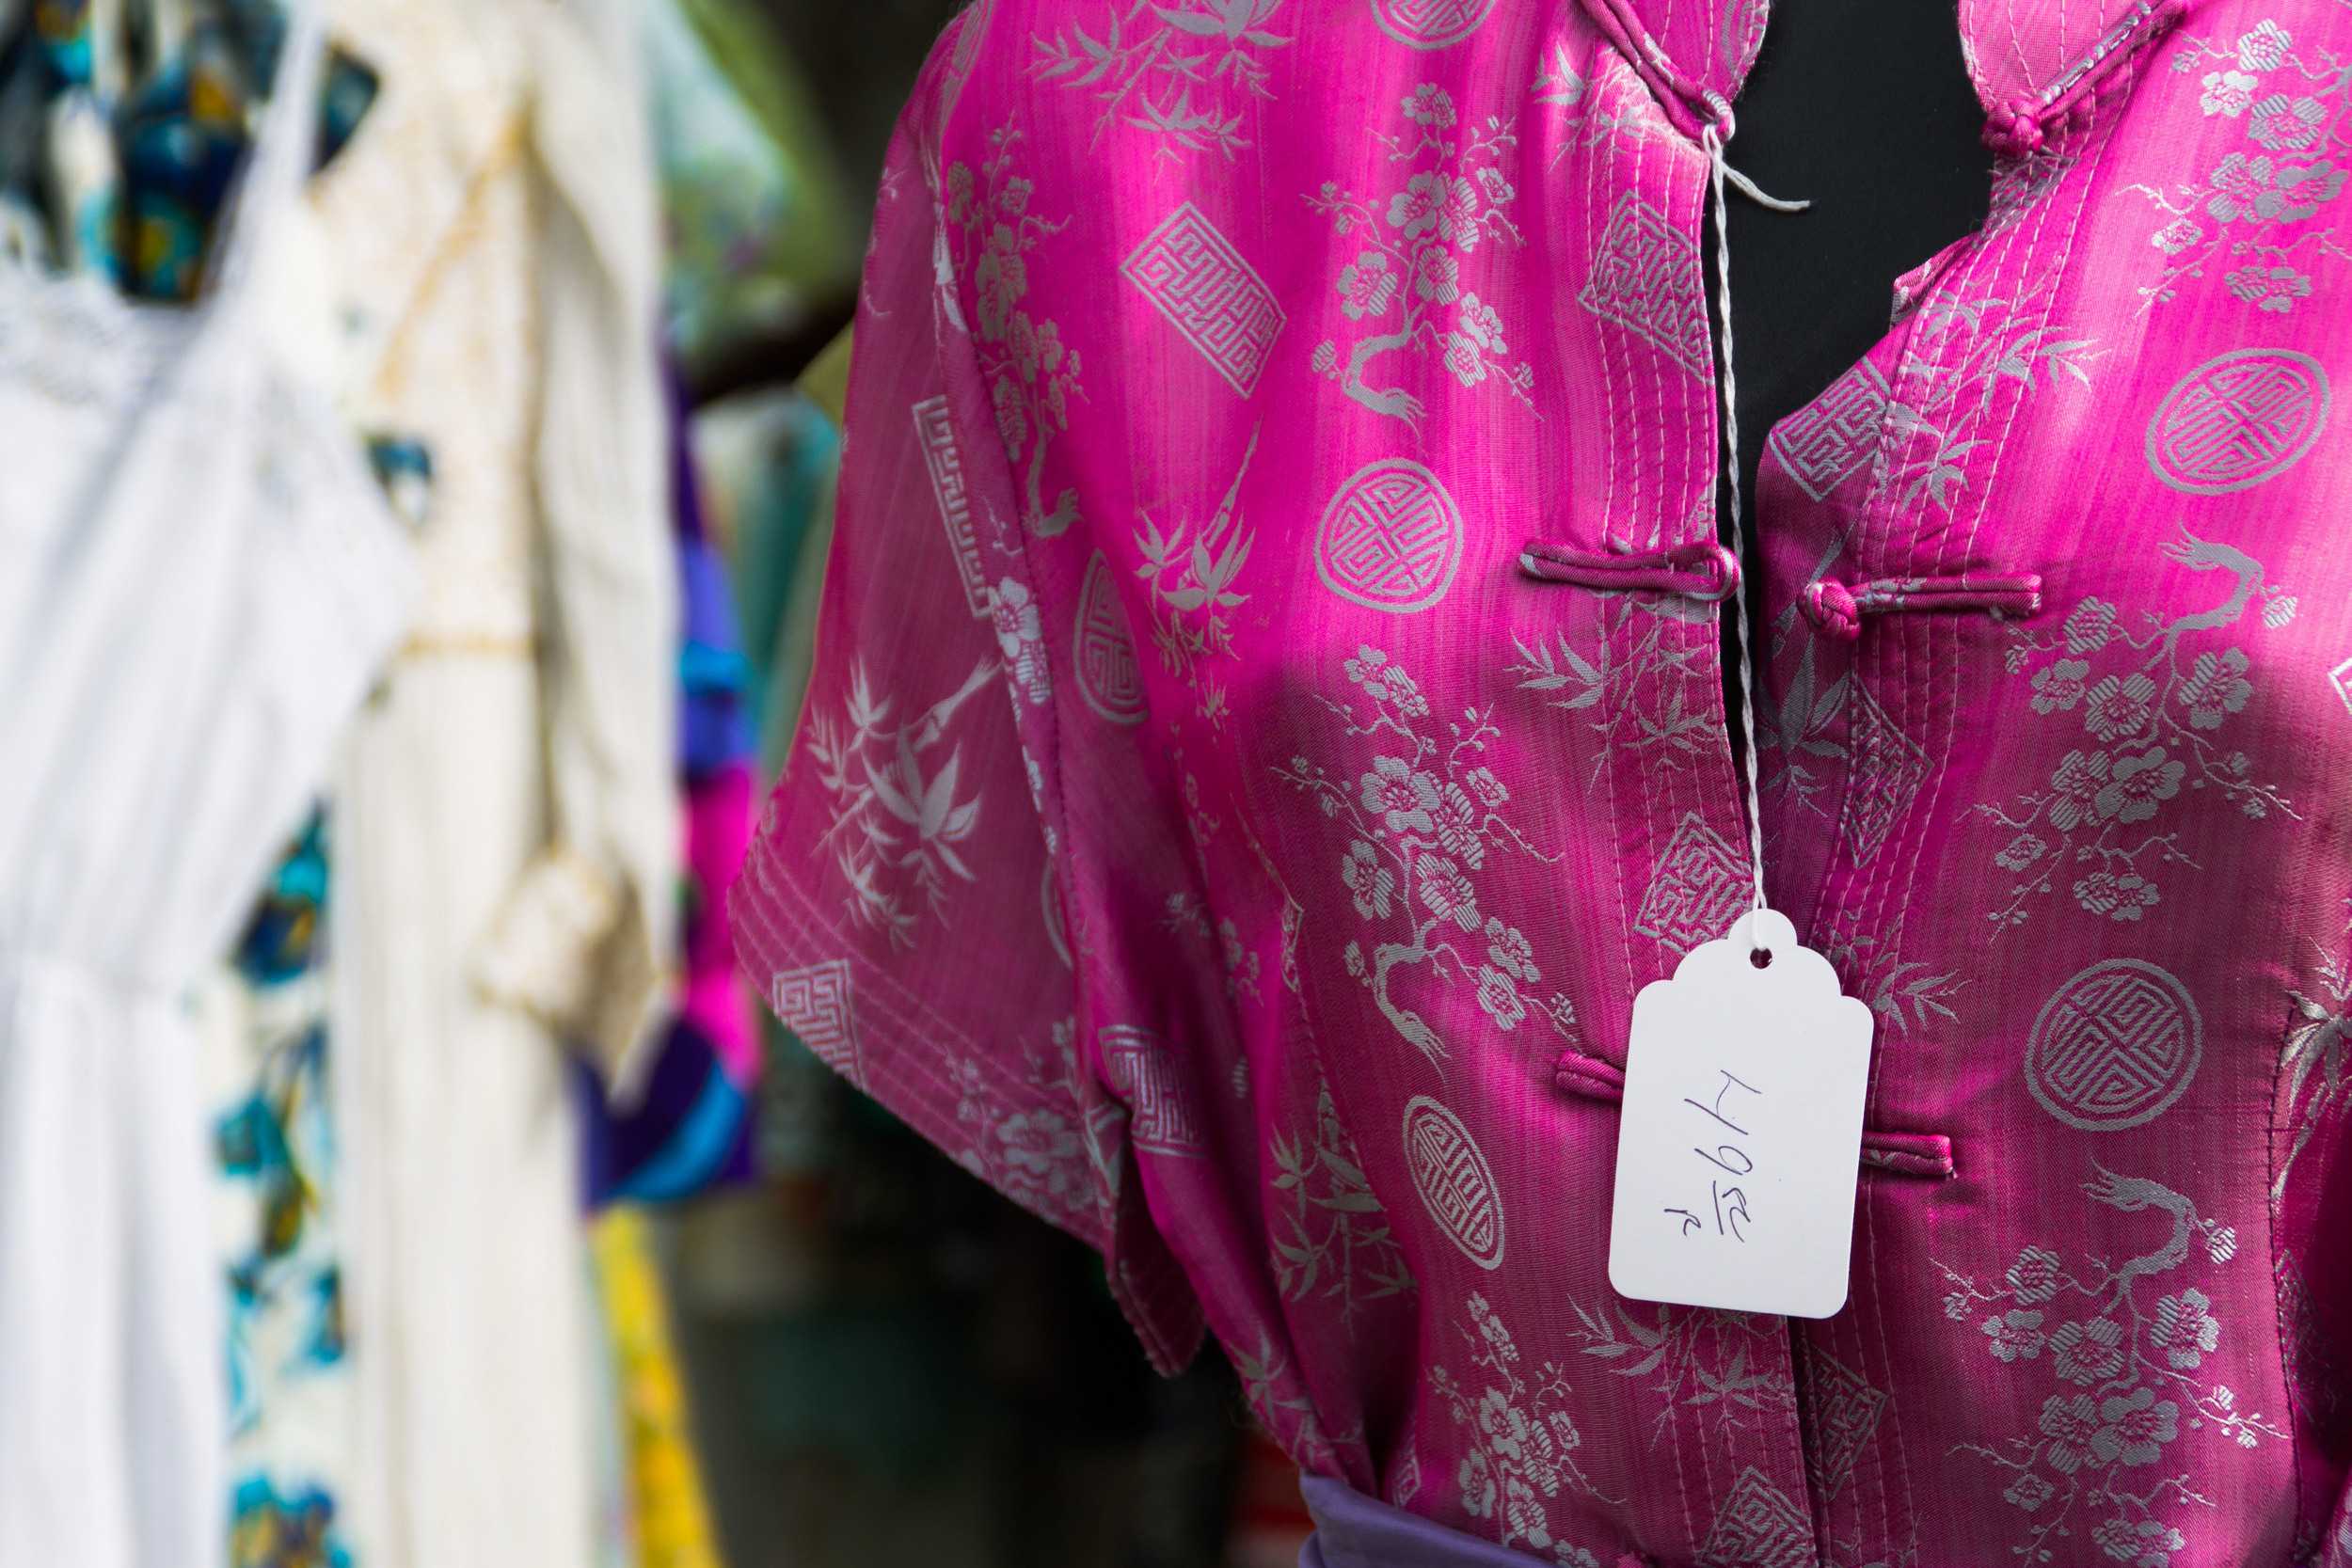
<box><xmin>797</xmin><ymin>324</ymin><xmax>852</xmax><ymax>429</ymax></box>
<box><xmin>592</xmin><ymin>1211</ymin><xmax>725</xmax><ymax>1568</ymax></box>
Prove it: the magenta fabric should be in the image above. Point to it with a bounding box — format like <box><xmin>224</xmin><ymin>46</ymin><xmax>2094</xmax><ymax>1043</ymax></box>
<box><xmin>728</xmin><ymin>2</ymin><xmax>2352</xmax><ymax>1562</ymax></box>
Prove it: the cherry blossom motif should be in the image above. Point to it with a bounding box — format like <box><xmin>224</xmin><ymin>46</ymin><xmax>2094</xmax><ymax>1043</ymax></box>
<box><xmin>1363</xmin><ymin>756</ymin><xmax>1441</xmax><ymax>835</ymax></box>
<box><xmin>2006</xmin><ymin>1246</ymin><xmax>2065</xmax><ymax>1304</ymax></box>
<box><xmin>1484</xmin><ymin>920</ymin><xmax>1537</xmax><ymax>983</ymax></box>
<box><xmin>2205</xmin><ymin>151</ymin><xmax>2344</xmax><ymax>224</ymax></box>
<box><xmin>2003</xmin><ymin>1470</ymin><xmax>2057</xmax><ymax>1513</ymax></box>
<box><xmin>1418</xmin><ymin>854</ymin><xmax>1482</xmax><ymax>930</ymax></box>
<box><xmin>1982</xmin><ymin>1309</ymin><xmax>2047</xmax><ymax>1363</ymax></box>
<box><xmin>2177</xmin><ymin>648</ymin><xmax>2253</xmax><ymax>726</ymax></box>
<box><xmin>1415</xmin><ymin>248</ymin><xmax>1462</xmax><ymax>305</ymax></box>
<box><xmin>2249</xmin><ymin>91</ymin><xmax>2327</xmax><ymax>149</ymax></box>
<box><xmin>1275</xmin><ymin>647</ymin><xmax>1579</xmax><ymax>1069</ymax></box>
<box><xmin>1389</xmin><ymin>172</ymin><xmax>1449</xmax><ymax>238</ymax></box>
<box><xmin>999</xmin><ymin>1110</ymin><xmax>1082</xmax><ymax>1184</ymax></box>
<box><xmin>2092</xmin><ymin>1516</ymin><xmax>2185</xmax><ymax>1568</ymax></box>
<box><xmin>1429</xmin><ymin>1295</ymin><xmax>1619</xmax><ymax>1559</ymax></box>
<box><xmin>1979</xmin><ymin>531</ymin><xmax>2295</xmax><ymax>928</ymax></box>
<box><xmin>1343</xmin><ymin>840</ymin><xmax>1396</xmax><ymax>918</ymax></box>
<box><xmin>2090</xmin><ymin>1386</ymin><xmax>2180</xmax><ymax>1467</ymax></box>
<box><xmin>1441</xmin><ymin>332</ymin><xmax>1488</xmax><ymax>387</ymax></box>
<box><xmin>2136</xmin><ymin>19</ymin><xmax>2352</xmax><ymax>309</ymax></box>
<box><xmin>1939</xmin><ymin>1167</ymin><xmax>2282</xmax><ymax>1564</ymax></box>
<box><xmin>992</xmin><ymin>578</ymin><xmax>1053</xmax><ymax>705</ymax></box>
<box><xmin>2065</xmin><ymin>598</ymin><xmax>2119</xmax><ymax>653</ymax></box>
<box><xmin>2038</xmin><ymin>1393</ymin><xmax>2103</xmax><ymax>1475</ymax></box>
<box><xmin>1305</xmin><ymin>86</ymin><xmax>1534</xmax><ymax>430</ymax></box>
<box><xmin>2050</xmin><ymin>1317</ymin><xmax>2129</xmax><ymax>1386</ymax></box>
<box><xmin>1458</xmin><ymin>293</ymin><xmax>1505</xmax><ymax>350</ymax></box>
<box><xmin>2071</xmin><ymin>870</ymin><xmax>2161</xmax><ymax>922</ymax></box>
<box><xmin>2237</xmin><ymin>19</ymin><xmax>2292</xmax><ymax>71</ymax></box>
<box><xmin>2082</xmin><ymin>673</ymin><xmax>2155</xmax><ymax>741</ymax></box>
<box><xmin>949</xmin><ymin>1021</ymin><xmax>1108</xmax><ymax>1232</ymax></box>
<box><xmin>1339</xmin><ymin>251</ymin><xmax>1400</xmax><ymax>320</ymax></box>
<box><xmin>2094</xmin><ymin>748</ymin><xmax>2185</xmax><ymax>824</ymax></box>
<box><xmin>2225</xmin><ymin>261</ymin><xmax>2312</xmax><ymax>311</ymax></box>
<box><xmin>1994</xmin><ymin>834</ymin><xmax>2048</xmax><ymax>872</ymax></box>
<box><xmin>1473</xmin><ymin>964</ymin><xmax>1526</xmax><ymax>1030</ymax></box>
<box><xmin>1403</xmin><ymin>83</ymin><xmax>1455</xmax><ymax>128</ymax></box>
<box><xmin>2200</xmin><ymin>69</ymin><xmax>2258</xmax><ymax>115</ymax></box>
<box><xmin>946</xmin><ymin>125</ymin><xmax>1085</xmax><ymax>536</ymax></box>
<box><xmin>2044</xmin><ymin>750</ymin><xmax>2110</xmax><ymax>832</ymax></box>
<box><xmin>2152</xmin><ymin>1289</ymin><xmax>2220</xmax><ymax>1370</ymax></box>
<box><xmin>2030</xmin><ymin>657</ymin><xmax>2090</xmax><ymax>712</ymax></box>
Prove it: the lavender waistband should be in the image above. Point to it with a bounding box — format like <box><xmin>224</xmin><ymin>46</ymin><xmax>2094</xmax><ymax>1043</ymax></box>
<box><xmin>1299</xmin><ymin>1476</ymin><xmax>1551</xmax><ymax>1568</ymax></box>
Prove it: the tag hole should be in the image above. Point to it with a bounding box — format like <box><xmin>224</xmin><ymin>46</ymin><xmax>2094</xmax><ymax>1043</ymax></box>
<box><xmin>1749</xmin><ymin>947</ymin><xmax>1773</xmax><ymax>969</ymax></box>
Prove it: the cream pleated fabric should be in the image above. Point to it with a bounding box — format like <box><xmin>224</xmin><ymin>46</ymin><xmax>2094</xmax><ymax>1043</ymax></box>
<box><xmin>306</xmin><ymin>0</ymin><xmax>677</xmax><ymax>1561</ymax></box>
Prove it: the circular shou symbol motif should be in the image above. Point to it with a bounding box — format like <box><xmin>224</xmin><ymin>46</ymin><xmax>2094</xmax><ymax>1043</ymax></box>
<box><xmin>2024</xmin><ymin>958</ymin><xmax>2204</xmax><ymax>1132</ymax></box>
<box><xmin>1314</xmin><ymin>458</ymin><xmax>1464</xmax><ymax>614</ymax></box>
<box><xmin>1367</xmin><ymin>0</ymin><xmax>1498</xmax><ymax>48</ymax></box>
<box><xmin>1402</xmin><ymin>1095</ymin><xmax>1504</xmax><ymax>1269</ymax></box>
<box><xmin>2145</xmin><ymin>348</ymin><xmax>2330</xmax><ymax>495</ymax></box>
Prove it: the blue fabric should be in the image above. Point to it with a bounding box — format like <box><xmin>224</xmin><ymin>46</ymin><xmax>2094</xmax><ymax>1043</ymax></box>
<box><xmin>1299</xmin><ymin>1477</ymin><xmax>1549</xmax><ymax>1568</ymax></box>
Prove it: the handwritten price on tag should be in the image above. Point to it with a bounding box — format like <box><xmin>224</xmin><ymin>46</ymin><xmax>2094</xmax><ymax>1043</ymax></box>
<box><xmin>1608</xmin><ymin>910</ymin><xmax>1874</xmax><ymax>1319</ymax></box>
<box><xmin>1662</xmin><ymin>1069</ymin><xmax>1760</xmax><ymax>1243</ymax></box>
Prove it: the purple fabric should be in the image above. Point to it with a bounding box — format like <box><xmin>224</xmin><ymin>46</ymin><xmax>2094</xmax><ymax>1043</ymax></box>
<box><xmin>732</xmin><ymin>1</ymin><xmax>2352</xmax><ymax>1562</ymax></box>
<box><xmin>1300</xmin><ymin>1477</ymin><xmax>1554</xmax><ymax>1568</ymax></box>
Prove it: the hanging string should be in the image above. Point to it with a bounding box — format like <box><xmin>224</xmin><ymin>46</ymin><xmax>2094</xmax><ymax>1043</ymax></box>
<box><xmin>1697</xmin><ymin>117</ymin><xmax>1807</xmax><ymax>914</ymax></box>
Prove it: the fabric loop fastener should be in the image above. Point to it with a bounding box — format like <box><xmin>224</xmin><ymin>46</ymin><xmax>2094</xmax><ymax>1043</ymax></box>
<box><xmin>1553</xmin><ymin>1052</ymin><xmax>1956</xmax><ymax>1180</ymax></box>
<box><xmin>1518</xmin><ymin>538</ymin><xmax>1740</xmax><ymax>601</ymax></box>
<box><xmin>1798</xmin><ymin>572</ymin><xmax>2043</xmax><ymax>641</ymax></box>
<box><xmin>1980</xmin><ymin>0</ymin><xmax>2195</xmax><ymax>156</ymax></box>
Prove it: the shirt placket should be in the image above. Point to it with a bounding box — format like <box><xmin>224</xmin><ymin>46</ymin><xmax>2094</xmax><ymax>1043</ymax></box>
<box><xmin>1566</xmin><ymin>2</ymin><xmax>2185</xmax><ymax>1562</ymax></box>
<box><xmin>1569</xmin><ymin>57</ymin><xmax>1821</xmax><ymax>1568</ymax></box>
<box><xmin>1746</xmin><ymin>26</ymin><xmax>2163</xmax><ymax>1568</ymax></box>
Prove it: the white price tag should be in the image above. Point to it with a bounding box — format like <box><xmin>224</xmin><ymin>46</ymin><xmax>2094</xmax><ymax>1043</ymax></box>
<box><xmin>1607</xmin><ymin>908</ymin><xmax>1875</xmax><ymax>1320</ymax></box>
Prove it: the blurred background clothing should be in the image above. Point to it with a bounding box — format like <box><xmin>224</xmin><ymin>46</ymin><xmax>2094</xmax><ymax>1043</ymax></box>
<box><xmin>0</xmin><ymin>1</ymin><xmax>1290</xmax><ymax>1563</ymax></box>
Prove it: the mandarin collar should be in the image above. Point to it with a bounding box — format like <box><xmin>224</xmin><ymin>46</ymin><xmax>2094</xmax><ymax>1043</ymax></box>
<box><xmin>1587</xmin><ymin>0</ymin><xmax>2197</xmax><ymax>151</ymax></box>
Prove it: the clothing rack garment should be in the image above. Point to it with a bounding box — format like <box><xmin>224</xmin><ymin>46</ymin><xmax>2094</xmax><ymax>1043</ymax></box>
<box><xmin>0</xmin><ymin>2</ymin><xmax>413</xmax><ymax>1560</ymax></box>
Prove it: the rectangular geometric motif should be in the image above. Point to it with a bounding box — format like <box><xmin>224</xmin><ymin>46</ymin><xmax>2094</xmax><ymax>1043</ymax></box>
<box><xmin>1578</xmin><ymin>192</ymin><xmax>1711</xmax><ymax>380</ymax></box>
<box><xmin>1840</xmin><ymin>678</ymin><xmax>1930</xmax><ymax>867</ymax></box>
<box><xmin>771</xmin><ymin>958</ymin><xmax>860</xmax><ymax>1079</ymax></box>
<box><xmin>1695</xmin><ymin>1466</ymin><xmax>1814</xmax><ymax>1568</ymax></box>
<box><xmin>1120</xmin><ymin>203</ymin><xmax>1286</xmax><ymax>397</ymax></box>
<box><xmin>1100</xmin><ymin>1024</ymin><xmax>1209</xmax><ymax>1158</ymax></box>
<box><xmin>1633</xmin><ymin>812</ymin><xmax>1753</xmax><ymax>955</ymax></box>
<box><xmin>1768</xmin><ymin>358</ymin><xmax>1893</xmax><ymax>501</ymax></box>
<box><xmin>1800</xmin><ymin>1349</ymin><xmax>1888</xmax><ymax>1502</ymax></box>
<box><xmin>912</xmin><ymin>394</ymin><xmax>991</xmax><ymax>618</ymax></box>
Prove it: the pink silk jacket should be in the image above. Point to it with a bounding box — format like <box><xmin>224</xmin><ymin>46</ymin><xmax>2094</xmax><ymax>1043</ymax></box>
<box><xmin>730</xmin><ymin>1</ymin><xmax>2352</xmax><ymax>1561</ymax></box>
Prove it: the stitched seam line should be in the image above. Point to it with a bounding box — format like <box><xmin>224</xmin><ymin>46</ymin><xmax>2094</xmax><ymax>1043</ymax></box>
<box><xmin>2267</xmin><ymin>973</ymin><xmax>2308</xmax><ymax>1552</ymax></box>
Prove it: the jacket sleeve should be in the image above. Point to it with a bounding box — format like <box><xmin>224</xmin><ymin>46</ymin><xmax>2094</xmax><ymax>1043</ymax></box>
<box><xmin>471</xmin><ymin>0</ymin><xmax>680</xmax><ymax>1092</ymax></box>
<box><xmin>724</xmin><ymin>15</ymin><xmax>1204</xmax><ymax>1373</ymax></box>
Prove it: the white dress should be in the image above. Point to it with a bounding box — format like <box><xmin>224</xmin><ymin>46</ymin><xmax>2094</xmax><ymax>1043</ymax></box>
<box><xmin>0</xmin><ymin>7</ymin><xmax>416</xmax><ymax>1563</ymax></box>
<box><xmin>306</xmin><ymin>0</ymin><xmax>677</xmax><ymax>1561</ymax></box>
